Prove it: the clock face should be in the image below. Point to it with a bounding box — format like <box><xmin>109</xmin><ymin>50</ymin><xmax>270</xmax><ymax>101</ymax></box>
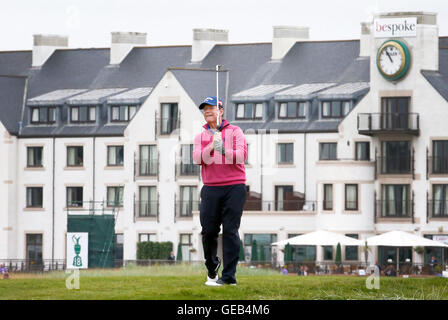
<box><xmin>378</xmin><ymin>45</ymin><xmax>403</xmax><ymax>76</ymax></box>
<box><xmin>376</xmin><ymin>40</ymin><xmax>410</xmax><ymax>81</ymax></box>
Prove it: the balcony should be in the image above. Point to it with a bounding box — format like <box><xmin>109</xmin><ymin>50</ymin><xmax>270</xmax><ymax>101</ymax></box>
<box><xmin>358</xmin><ymin>113</ymin><xmax>419</xmax><ymax>136</ymax></box>
<box><xmin>375</xmin><ymin>199</ymin><xmax>414</xmax><ymax>222</ymax></box>
<box><xmin>244</xmin><ymin>200</ymin><xmax>316</xmax><ymax>212</ymax></box>
<box><xmin>427</xmin><ymin>156</ymin><xmax>448</xmax><ymax>176</ymax></box>
<box><xmin>135</xmin><ymin>159</ymin><xmax>158</xmax><ymax>178</ymax></box>
<box><xmin>174</xmin><ymin>200</ymin><xmax>200</xmax><ymax>221</ymax></box>
<box><xmin>427</xmin><ymin>200</ymin><xmax>448</xmax><ymax>220</ymax></box>
<box><xmin>176</xmin><ymin>163</ymin><xmax>200</xmax><ymax>178</ymax></box>
<box><xmin>156</xmin><ymin>116</ymin><xmax>180</xmax><ymax>136</ymax></box>
<box><xmin>376</xmin><ymin>155</ymin><xmax>413</xmax><ymax>177</ymax></box>
<box><xmin>135</xmin><ymin>200</ymin><xmax>159</xmax><ymax>220</ymax></box>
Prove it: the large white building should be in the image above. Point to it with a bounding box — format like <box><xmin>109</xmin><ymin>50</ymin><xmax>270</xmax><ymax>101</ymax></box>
<box><xmin>1</xmin><ymin>11</ymin><xmax>448</xmax><ymax>270</ymax></box>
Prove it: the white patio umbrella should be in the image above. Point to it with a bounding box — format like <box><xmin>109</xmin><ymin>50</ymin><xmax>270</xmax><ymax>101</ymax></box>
<box><xmin>364</xmin><ymin>230</ymin><xmax>448</xmax><ymax>270</ymax></box>
<box><xmin>271</xmin><ymin>230</ymin><xmax>363</xmax><ymax>247</ymax></box>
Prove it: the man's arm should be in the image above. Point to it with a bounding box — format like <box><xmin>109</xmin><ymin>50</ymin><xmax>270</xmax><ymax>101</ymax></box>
<box><xmin>224</xmin><ymin>127</ymin><xmax>247</xmax><ymax>164</ymax></box>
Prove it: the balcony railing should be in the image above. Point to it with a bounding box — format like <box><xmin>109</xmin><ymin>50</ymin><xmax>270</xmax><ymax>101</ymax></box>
<box><xmin>428</xmin><ymin>156</ymin><xmax>448</xmax><ymax>175</ymax></box>
<box><xmin>157</xmin><ymin>116</ymin><xmax>180</xmax><ymax>135</ymax></box>
<box><xmin>376</xmin><ymin>155</ymin><xmax>413</xmax><ymax>175</ymax></box>
<box><xmin>375</xmin><ymin>200</ymin><xmax>414</xmax><ymax>220</ymax></box>
<box><xmin>174</xmin><ymin>200</ymin><xmax>200</xmax><ymax>221</ymax></box>
<box><xmin>427</xmin><ymin>200</ymin><xmax>448</xmax><ymax>219</ymax></box>
<box><xmin>242</xmin><ymin>200</ymin><xmax>316</xmax><ymax>212</ymax></box>
<box><xmin>176</xmin><ymin>163</ymin><xmax>200</xmax><ymax>177</ymax></box>
<box><xmin>135</xmin><ymin>200</ymin><xmax>159</xmax><ymax>219</ymax></box>
<box><xmin>358</xmin><ymin>113</ymin><xmax>419</xmax><ymax>136</ymax></box>
<box><xmin>136</xmin><ymin>159</ymin><xmax>158</xmax><ymax>177</ymax></box>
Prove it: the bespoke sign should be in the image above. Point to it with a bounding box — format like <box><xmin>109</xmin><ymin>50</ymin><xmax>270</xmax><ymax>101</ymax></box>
<box><xmin>374</xmin><ymin>17</ymin><xmax>417</xmax><ymax>38</ymax></box>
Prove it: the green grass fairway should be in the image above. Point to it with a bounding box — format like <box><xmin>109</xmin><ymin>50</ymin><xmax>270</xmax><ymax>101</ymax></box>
<box><xmin>1</xmin><ymin>264</ymin><xmax>447</xmax><ymax>300</ymax></box>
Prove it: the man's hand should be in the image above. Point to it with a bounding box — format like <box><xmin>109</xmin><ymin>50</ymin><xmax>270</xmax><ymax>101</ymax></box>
<box><xmin>213</xmin><ymin>132</ymin><xmax>225</xmax><ymax>155</ymax></box>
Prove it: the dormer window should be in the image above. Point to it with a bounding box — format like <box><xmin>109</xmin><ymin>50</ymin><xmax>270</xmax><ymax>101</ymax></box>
<box><xmin>321</xmin><ymin>101</ymin><xmax>351</xmax><ymax>118</ymax></box>
<box><xmin>111</xmin><ymin>105</ymin><xmax>137</xmax><ymax>122</ymax></box>
<box><xmin>235</xmin><ymin>103</ymin><xmax>263</xmax><ymax>120</ymax></box>
<box><xmin>70</xmin><ymin>106</ymin><xmax>96</xmax><ymax>123</ymax></box>
<box><xmin>278</xmin><ymin>102</ymin><xmax>307</xmax><ymax>119</ymax></box>
<box><xmin>30</xmin><ymin>107</ymin><xmax>56</xmax><ymax>124</ymax></box>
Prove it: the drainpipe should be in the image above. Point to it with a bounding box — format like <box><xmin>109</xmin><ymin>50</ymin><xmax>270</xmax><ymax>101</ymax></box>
<box><xmin>52</xmin><ymin>136</ymin><xmax>55</xmax><ymax>263</ymax></box>
<box><xmin>93</xmin><ymin>136</ymin><xmax>96</xmax><ymax>204</ymax></box>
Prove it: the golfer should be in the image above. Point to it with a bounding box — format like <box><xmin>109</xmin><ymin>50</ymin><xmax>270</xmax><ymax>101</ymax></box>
<box><xmin>193</xmin><ymin>96</ymin><xmax>247</xmax><ymax>286</ymax></box>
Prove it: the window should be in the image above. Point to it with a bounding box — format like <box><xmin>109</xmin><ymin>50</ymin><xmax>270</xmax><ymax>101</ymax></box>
<box><xmin>26</xmin><ymin>187</ymin><xmax>43</xmax><ymax>208</ymax></box>
<box><xmin>107</xmin><ymin>146</ymin><xmax>124</xmax><ymax>166</ymax></box>
<box><xmin>107</xmin><ymin>186</ymin><xmax>123</xmax><ymax>207</ymax></box>
<box><xmin>139</xmin><ymin>186</ymin><xmax>157</xmax><ymax>217</ymax></box>
<box><xmin>27</xmin><ymin>147</ymin><xmax>43</xmax><ymax>167</ymax></box>
<box><xmin>355</xmin><ymin>142</ymin><xmax>370</xmax><ymax>161</ymax></box>
<box><xmin>323</xmin><ymin>246</ymin><xmax>333</xmax><ymax>260</ymax></box>
<box><xmin>381</xmin><ymin>97</ymin><xmax>410</xmax><ymax>130</ymax></box>
<box><xmin>345</xmin><ymin>234</ymin><xmax>359</xmax><ymax>261</ymax></box>
<box><xmin>66</xmin><ymin>187</ymin><xmax>83</xmax><ymax>207</ymax></box>
<box><xmin>139</xmin><ymin>233</ymin><xmax>157</xmax><ymax>242</ymax></box>
<box><xmin>180</xmin><ymin>234</ymin><xmax>192</xmax><ymax>261</ymax></box>
<box><xmin>114</xmin><ymin>233</ymin><xmax>124</xmax><ymax>261</ymax></box>
<box><xmin>139</xmin><ymin>145</ymin><xmax>157</xmax><ymax>176</ymax></box>
<box><xmin>381</xmin><ymin>141</ymin><xmax>411</xmax><ymax>174</ymax></box>
<box><xmin>235</xmin><ymin>103</ymin><xmax>263</xmax><ymax>120</ymax></box>
<box><xmin>67</xmin><ymin>146</ymin><xmax>83</xmax><ymax>167</ymax></box>
<box><xmin>30</xmin><ymin>107</ymin><xmax>56</xmax><ymax>124</ymax></box>
<box><xmin>160</xmin><ymin>103</ymin><xmax>178</xmax><ymax>134</ymax></box>
<box><xmin>433</xmin><ymin>141</ymin><xmax>448</xmax><ymax>174</ymax></box>
<box><xmin>345</xmin><ymin>184</ymin><xmax>358</xmax><ymax>211</ymax></box>
<box><xmin>381</xmin><ymin>184</ymin><xmax>410</xmax><ymax>217</ymax></box>
<box><xmin>179</xmin><ymin>186</ymin><xmax>199</xmax><ymax>217</ymax></box>
<box><xmin>70</xmin><ymin>106</ymin><xmax>96</xmax><ymax>123</ymax></box>
<box><xmin>180</xmin><ymin>144</ymin><xmax>199</xmax><ymax>175</ymax></box>
<box><xmin>287</xmin><ymin>234</ymin><xmax>316</xmax><ymax>262</ymax></box>
<box><xmin>275</xmin><ymin>185</ymin><xmax>293</xmax><ymax>211</ymax></box>
<box><xmin>26</xmin><ymin>234</ymin><xmax>43</xmax><ymax>265</ymax></box>
<box><xmin>323</xmin><ymin>184</ymin><xmax>333</xmax><ymax>210</ymax></box>
<box><xmin>322</xmin><ymin>101</ymin><xmax>350</xmax><ymax>118</ymax></box>
<box><xmin>319</xmin><ymin>143</ymin><xmax>337</xmax><ymax>160</ymax></box>
<box><xmin>110</xmin><ymin>105</ymin><xmax>137</xmax><ymax>122</ymax></box>
<box><xmin>277</xmin><ymin>143</ymin><xmax>293</xmax><ymax>164</ymax></box>
<box><xmin>278</xmin><ymin>102</ymin><xmax>306</xmax><ymax>119</ymax></box>
<box><xmin>433</xmin><ymin>185</ymin><xmax>448</xmax><ymax>217</ymax></box>
<box><xmin>244</xmin><ymin>234</ymin><xmax>277</xmax><ymax>262</ymax></box>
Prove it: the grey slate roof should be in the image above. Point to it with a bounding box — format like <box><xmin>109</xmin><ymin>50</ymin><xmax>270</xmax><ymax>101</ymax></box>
<box><xmin>317</xmin><ymin>82</ymin><xmax>370</xmax><ymax>100</ymax></box>
<box><xmin>232</xmin><ymin>84</ymin><xmax>292</xmax><ymax>101</ymax></box>
<box><xmin>274</xmin><ymin>83</ymin><xmax>336</xmax><ymax>100</ymax></box>
<box><xmin>27</xmin><ymin>89</ymin><xmax>88</xmax><ymax>106</ymax></box>
<box><xmin>107</xmin><ymin>87</ymin><xmax>152</xmax><ymax>104</ymax></box>
<box><xmin>66</xmin><ymin>88</ymin><xmax>127</xmax><ymax>105</ymax></box>
<box><xmin>1</xmin><ymin>36</ymin><xmax>447</xmax><ymax>137</ymax></box>
<box><xmin>0</xmin><ymin>75</ymin><xmax>27</xmax><ymax>134</ymax></box>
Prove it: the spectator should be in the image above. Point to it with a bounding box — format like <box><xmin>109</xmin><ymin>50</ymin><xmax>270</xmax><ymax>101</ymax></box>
<box><xmin>304</xmin><ymin>266</ymin><xmax>309</xmax><ymax>276</ymax></box>
<box><xmin>297</xmin><ymin>265</ymin><xmax>304</xmax><ymax>276</ymax></box>
<box><xmin>168</xmin><ymin>251</ymin><xmax>175</xmax><ymax>264</ymax></box>
<box><xmin>281</xmin><ymin>266</ymin><xmax>288</xmax><ymax>275</ymax></box>
<box><xmin>385</xmin><ymin>264</ymin><xmax>396</xmax><ymax>277</ymax></box>
<box><xmin>430</xmin><ymin>256</ymin><xmax>437</xmax><ymax>275</ymax></box>
<box><xmin>0</xmin><ymin>264</ymin><xmax>9</xmax><ymax>279</ymax></box>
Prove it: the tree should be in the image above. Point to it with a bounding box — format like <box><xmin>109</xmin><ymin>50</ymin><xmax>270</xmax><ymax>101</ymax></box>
<box><xmin>284</xmin><ymin>243</ymin><xmax>293</xmax><ymax>263</ymax></box>
<box><xmin>259</xmin><ymin>244</ymin><xmax>266</xmax><ymax>262</ymax></box>
<box><xmin>176</xmin><ymin>242</ymin><xmax>183</xmax><ymax>262</ymax></box>
<box><xmin>362</xmin><ymin>240</ymin><xmax>371</xmax><ymax>266</ymax></box>
<box><xmin>239</xmin><ymin>240</ymin><xmax>245</xmax><ymax>261</ymax></box>
<box><xmin>251</xmin><ymin>240</ymin><xmax>258</xmax><ymax>262</ymax></box>
<box><xmin>335</xmin><ymin>242</ymin><xmax>342</xmax><ymax>267</ymax></box>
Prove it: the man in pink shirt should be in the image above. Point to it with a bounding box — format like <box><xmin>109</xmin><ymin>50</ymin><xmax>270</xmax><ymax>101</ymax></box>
<box><xmin>193</xmin><ymin>96</ymin><xmax>247</xmax><ymax>286</ymax></box>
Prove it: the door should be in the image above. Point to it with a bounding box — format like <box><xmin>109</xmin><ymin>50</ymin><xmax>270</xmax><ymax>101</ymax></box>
<box><xmin>381</xmin><ymin>97</ymin><xmax>410</xmax><ymax>130</ymax></box>
<box><xmin>26</xmin><ymin>234</ymin><xmax>43</xmax><ymax>271</ymax></box>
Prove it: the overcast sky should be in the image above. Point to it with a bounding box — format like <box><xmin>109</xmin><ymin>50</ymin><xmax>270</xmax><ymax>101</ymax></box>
<box><xmin>0</xmin><ymin>0</ymin><xmax>447</xmax><ymax>51</ymax></box>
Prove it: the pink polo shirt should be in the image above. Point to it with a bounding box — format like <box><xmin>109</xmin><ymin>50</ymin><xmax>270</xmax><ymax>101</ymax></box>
<box><xmin>193</xmin><ymin>119</ymin><xmax>247</xmax><ymax>186</ymax></box>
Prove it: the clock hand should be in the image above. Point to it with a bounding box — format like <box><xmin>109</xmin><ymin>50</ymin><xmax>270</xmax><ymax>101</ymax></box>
<box><xmin>385</xmin><ymin>50</ymin><xmax>393</xmax><ymax>63</ymax></box>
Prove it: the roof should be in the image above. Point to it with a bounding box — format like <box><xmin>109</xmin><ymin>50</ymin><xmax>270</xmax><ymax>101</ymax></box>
<box><xmin>0</xmin><ymin>75</ymin><xmax>27</xmax><ymax>134</ymax></box>
<box><xmin>421</xmin><ymin>46</ymin><xmax>448</xmax><ymax>102</ymax></box>
<box><xmin>106</xmin><ymin>87</ymin><xmax>153</xmax><ymax>104</ymax></box>
<box><xmin>232</xmin><ymin>84</ymin><xmax>292</xmax><ymax>101</ymax></box>
<box><xmin>317</xmin><ymin>82</ymin><xmax>370</xmax><ymax>100</ymax></box>
<box><xmin>27</xmin><ymin>89</ymin><xmax>88</xmax><ymax>106</ymax></box>
<box><xmin>274</xmin><ymin>83</ymin><xmax>336</xmax><ymax>100</ymax></box>
<box><xmin>66</xmin><ymin>88</ymin><xmax>128</xmax><ymax>105</ymax></box>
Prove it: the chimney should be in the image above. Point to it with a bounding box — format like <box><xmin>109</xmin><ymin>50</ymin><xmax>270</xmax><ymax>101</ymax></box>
<box><xmin>191</xmin><ymin>29</ymin><xmax>228</xmax><ymax>63</ymax></box>
<box><xmin>272</xmin><ymin>26</ymin><xmax>309</xmax><ymax>60</ymax></box>
<box><xmin>32</xmin><ymin>34</ymin><xmax>68</xmax><ymax>67</ymax></box>
<box><xmin>359</xmin><ymin>22</ymin><xmax>372</xmax><ymax>57</ymax></box>
<box><xmin>110</xmin><ymin>32</ymin><xmax>147</xmax><ymax>65</ymax></box>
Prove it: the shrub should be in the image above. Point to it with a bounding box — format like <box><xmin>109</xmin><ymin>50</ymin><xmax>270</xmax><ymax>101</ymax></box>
<box><xmin>137</xmin><ymin>241</ymin><xmax>173</xmax><ymax>260</ymax></box>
